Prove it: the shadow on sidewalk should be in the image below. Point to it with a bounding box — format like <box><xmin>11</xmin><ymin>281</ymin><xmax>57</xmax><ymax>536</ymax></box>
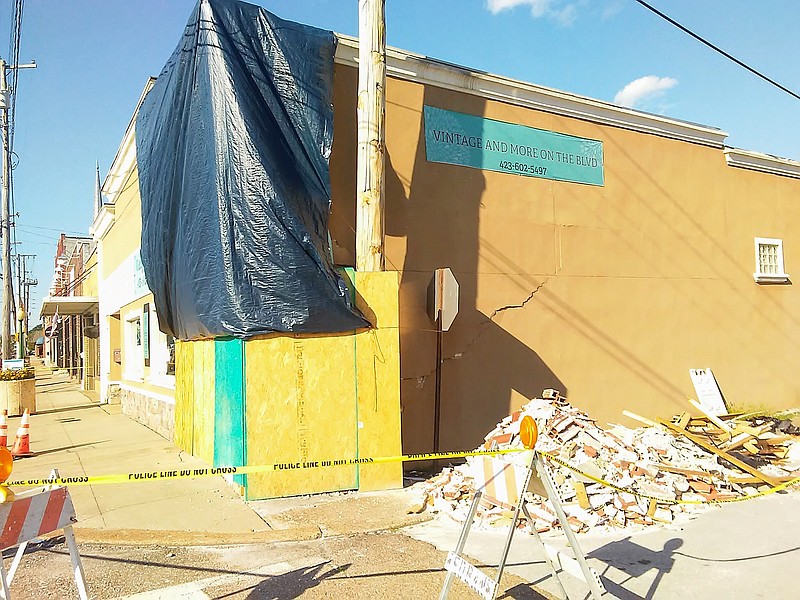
<box><xmin>29</xmin><ymin>440</ymin><xmax>110</xmax><ymax>456</ymax></box>
<box><xmin>31</xmin><ymin>404</ymin><xmax>102</xmax><ymax>416</ymax></box>
<box><xmin>587</xmin><ymin>536</ymin><xmax>682</xmax><ymax>600</ymax></box>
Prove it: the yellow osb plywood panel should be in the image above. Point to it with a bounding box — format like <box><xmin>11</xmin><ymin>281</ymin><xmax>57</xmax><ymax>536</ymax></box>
<box><xmin>244</xmin><ymin>334</ymin><xmax>358</xmax><ymax>499</ymax></box>
<box><xmin>174</xmin><ymin>341</ymin><xmax>194</xmax><ymax>452</ymax></box>
<box><xmin>355</xmin><ymin>272</ymin><xmax>402</xmax><ymax>490</ymax></box>
<box><xmin>192</xmin><ymin>339</ymin><xmax>216</xmax><ymax>464</ymax></box>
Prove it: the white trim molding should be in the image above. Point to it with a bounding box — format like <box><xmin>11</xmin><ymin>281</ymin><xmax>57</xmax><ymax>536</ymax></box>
<box><xmin>90</xmin><ymin>198</ymin><xmax>116</xmax><ymax>241</ymax></box>
<box><xmin>725</xmin><ymin>148</ymin><xmax>800</xmax><ymax>179</ymax></box>
<box><xmin>334</xmin><ymin>34</ymin><xmax>729</xmax><ymax>149</ymax></box>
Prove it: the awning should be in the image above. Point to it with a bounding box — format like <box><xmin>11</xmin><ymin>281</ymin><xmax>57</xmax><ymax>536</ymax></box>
<box><xmin>39</xmin><ymin>296</ymin><xmax>99</xmax><ymax>318</ymax></box>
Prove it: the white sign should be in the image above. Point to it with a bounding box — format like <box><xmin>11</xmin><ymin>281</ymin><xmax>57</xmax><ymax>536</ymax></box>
<box><xmin>444</xmin><ymin>552</ymin><xmax>496</xmax><ymax>600</ymax></box>
<box><xmin>689</xmin><ymin>368</ymin><xmax>728</xmax><ymax>416</ymax></box>
<box><xmin>427</xmin><ymin>268</ymin><xmax>460</xmax><ymax>331</ymax></box>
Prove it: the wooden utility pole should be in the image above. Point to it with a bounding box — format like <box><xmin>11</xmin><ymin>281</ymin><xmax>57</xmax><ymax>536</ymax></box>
<box><xmin>1</xmin><ymin>59</ymin><xmax>11</xmax><ymax>360</ymax></box>
<box><xmin>355</xmin><ymin>0</ymin><xmax>386</xmax><ymax>272</ymax></box>
<box><xmin>0</xmin><ymin>57</ymin><xmax>34</xmax><ymax>360</ymax></box>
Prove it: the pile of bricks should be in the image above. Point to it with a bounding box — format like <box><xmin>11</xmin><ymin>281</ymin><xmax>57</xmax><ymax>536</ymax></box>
<box><xmin>411</xmin><ymin>390</ymin><xmax>800</xmax><ymax>534</ymax></box>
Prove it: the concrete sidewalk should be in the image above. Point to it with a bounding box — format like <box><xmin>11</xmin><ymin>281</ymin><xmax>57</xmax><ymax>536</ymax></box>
<box><xmin>8</xmin><ymin>368</ymin><xmax>274</xmax><ymax>543</ymax></box>
<box><xmin>7</xmin><ymin>367</ymin><xmax>424</xmax><ymax>546</ymax></box>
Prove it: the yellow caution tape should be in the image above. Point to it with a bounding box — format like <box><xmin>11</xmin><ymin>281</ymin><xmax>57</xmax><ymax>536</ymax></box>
<box><xmin>6</xmin><ymin>446</ymin><xmax>798</xmax><ymax>508</ymax></box>
<box><xmin>4</xmin><ymin>448</ymin><xmax>523</xmax><ymax>488</ymax></box>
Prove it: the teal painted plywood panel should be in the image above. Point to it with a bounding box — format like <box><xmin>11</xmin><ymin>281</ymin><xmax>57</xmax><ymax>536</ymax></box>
<box><xmin>214</xmin><ymin>338</ymin><xmax>246</xmax><ymax>488</ymax></box>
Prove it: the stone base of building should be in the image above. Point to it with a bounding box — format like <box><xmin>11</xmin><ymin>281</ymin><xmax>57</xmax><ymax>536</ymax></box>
<box><xmin>120</xmin><ymin>387</ymin><xmax>174</xmax><ymax>441</ymax></box>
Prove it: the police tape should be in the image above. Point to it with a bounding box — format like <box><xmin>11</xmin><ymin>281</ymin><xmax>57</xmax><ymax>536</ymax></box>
<box><xmin>538</xmin><ymin>450</ymin><xmax>800</xmax><ymax>506</ymax></box>
<box><xmin>3</xmin><ymin>448</ymin><xmax>524</xmax><ymax>488</ymax></box>
<box><xmin>6</xmin><ymin>447</ymin><xmax>799</xmax><ymax>508</ymax></box>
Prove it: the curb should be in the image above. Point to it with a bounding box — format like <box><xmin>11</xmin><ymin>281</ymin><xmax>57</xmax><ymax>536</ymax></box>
<box><xmin>68</xmin><ymin>512</ymin><xmax>433</xmax><ymax>547</ymax></box>
<box><xmin>69</xmin><ymin>525</ymin><xmax>323</xmax><ymax>547</ymax></box>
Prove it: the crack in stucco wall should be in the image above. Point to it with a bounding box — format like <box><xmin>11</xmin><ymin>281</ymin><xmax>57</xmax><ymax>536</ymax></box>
<box><xmin>443</xmin><ymin>278</ymin><xmax>548</xmax><ymax>364</ymax></box>
<box><xmin>487</xmin><ymin>279</ymin><xmax>548</xmax><ymax>321</ymax></box>
<box><xmin>403</xmin><ymin>279</ymin><xmax>550</xmax><ymax>388</ymax></box>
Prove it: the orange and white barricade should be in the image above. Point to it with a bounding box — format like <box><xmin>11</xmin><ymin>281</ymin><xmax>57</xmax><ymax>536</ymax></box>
<box><xmin>469</xmin><ymin>453</ymin><xmax>532</xmax><ymax>509</ymax></box>
<box><xmin>443</xmin><ymin>417</ymin><xmax>605</xmax><ymax>600</ymax></box>
<box><xmin>0</xmin><ymin>485</ymin><xmax>87</xmax><ymax>599</ymax></box>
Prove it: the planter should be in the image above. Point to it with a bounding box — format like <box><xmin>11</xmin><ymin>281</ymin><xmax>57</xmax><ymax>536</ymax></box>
<box><xmin>0</xmin><ymin>378</ymin><xmax>35</xmax><ymax>416</ymax></box>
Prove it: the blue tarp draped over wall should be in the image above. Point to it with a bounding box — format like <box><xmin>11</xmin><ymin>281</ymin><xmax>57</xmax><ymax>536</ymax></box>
<box><xmin>135</xmin><ymin>0</ymin><xmax>367</xmax><ymax>340</ymax></box>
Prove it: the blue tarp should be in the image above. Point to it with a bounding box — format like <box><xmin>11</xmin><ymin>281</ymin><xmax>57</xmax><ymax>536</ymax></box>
<box><xmin>135</xmin><ymin>0</ymin><xmax>367</xmax><ymax>340</ymax></box>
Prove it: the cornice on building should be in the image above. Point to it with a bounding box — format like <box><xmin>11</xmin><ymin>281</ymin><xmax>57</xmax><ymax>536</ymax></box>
<box><xmin>724</xmin><ymin>148</ymin><xmax>800</xmax><ymax>180</ymax></box>
<box><xmin>90</xmin><ymin>203</ymin><xmax>116</xmax><ymax>241</ymax></box>
<box><xmin>334</xmin><ymin>34</ymin><xmax>729</xmax><ymax>149</ymax></box>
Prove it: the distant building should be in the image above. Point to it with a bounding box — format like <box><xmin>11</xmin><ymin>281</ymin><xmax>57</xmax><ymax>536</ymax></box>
<box><xmin>40</xmin><ymin>233</ymin><xmax>99</xmax><ymax>391</ymax></box>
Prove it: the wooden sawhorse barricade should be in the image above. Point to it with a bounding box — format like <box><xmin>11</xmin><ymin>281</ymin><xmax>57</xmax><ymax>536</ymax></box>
<box><xmin>0</xmin><ymin>484</ymin><xmax>88</xmax><ymax>599</ymax></box>
<box><xmin>440</xmin><ymin>416</ymin><xmax>606</xmax><ymax>600</ymax></box>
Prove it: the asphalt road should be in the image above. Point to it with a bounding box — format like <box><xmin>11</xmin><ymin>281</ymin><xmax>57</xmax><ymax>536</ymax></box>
<box><xmin>5</xmin><ymin>532</ymin><xmax>548</xmax><ymax>600</ymax></box>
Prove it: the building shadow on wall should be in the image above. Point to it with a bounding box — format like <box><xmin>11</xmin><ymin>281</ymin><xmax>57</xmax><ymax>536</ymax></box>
<box><xmin>384</xmin><ymin>86</ymin><xmax>563</xmax><ymax>453</ymax></box>
<box><xmin>329</xmin><ymin>65</ymin><xmax>563</xmax><ymax>454</ymax></box>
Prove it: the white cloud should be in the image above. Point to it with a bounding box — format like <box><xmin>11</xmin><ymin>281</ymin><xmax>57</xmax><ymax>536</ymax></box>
<box><xmin>486</xmin><ymin>0</ymin><xmax>578</xmax><ymax>25</ymax></box>
<box><xmin>553</xmin><ymin>4</ymin><xmax>578</xmax><ymax>26</ymax></box>
<box><xmin>601</xmin><ymin>0</ymin><xmax>624</xmax><ymax>20</ymax></box>
<box><xmin>486</xmin><ymin>0</ymin><xmax>548</xmax><ymax>15</ymax></box>
<box><xmin>613</xmin><ymin>76</ymin><xmax>678</xmax><ymax>108</ymax></box>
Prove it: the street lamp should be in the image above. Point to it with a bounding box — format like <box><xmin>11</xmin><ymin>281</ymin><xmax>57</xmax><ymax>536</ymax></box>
<box><xmin>16</xmin><ymin>307</ymin><xmax>24</xmax><ymax>360</ymax></box>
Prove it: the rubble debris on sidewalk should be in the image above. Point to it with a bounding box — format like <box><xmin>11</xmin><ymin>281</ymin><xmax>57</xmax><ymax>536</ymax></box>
<box><xmin>410</xmin><ymin>390</ymin><xmax>800</xmax><ymax>535</ymax></box>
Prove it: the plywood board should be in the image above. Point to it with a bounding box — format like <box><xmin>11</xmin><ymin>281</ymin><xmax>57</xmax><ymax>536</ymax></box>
<box><xmin>214</xmin><ymin>339</ymin><xmax>246</xmax><ymax>488</ymax></box>
<box><xmin>192</xmin><ymin>339</ymin><xmax>216</xmax><ymax>464</ymax></box>
<box><xmin>354</xmin><ymin>271</ymin><xmax>402</xmax><ymax>490</ymax></box>
<box><xmin>244</xmin><ymin>334</ymin><xmax>359</xmax><ymax>499</ymax></box>
<box><xmin>173</xmin><ymin>340</ymin><xmax>194</xmax><ymax>452</ymax></box>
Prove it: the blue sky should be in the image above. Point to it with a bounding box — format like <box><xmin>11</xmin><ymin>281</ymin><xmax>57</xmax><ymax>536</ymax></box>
<box><xmin>3</xmin><ymin>0</ymin><xmax>799</xmax><ymax>317</ymax></box>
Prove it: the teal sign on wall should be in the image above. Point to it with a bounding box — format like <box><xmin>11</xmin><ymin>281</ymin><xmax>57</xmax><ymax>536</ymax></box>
<box><xmin>423</xmin><ymin>105</ymin><xmax>604</xmax><ymax>186</ymax></box>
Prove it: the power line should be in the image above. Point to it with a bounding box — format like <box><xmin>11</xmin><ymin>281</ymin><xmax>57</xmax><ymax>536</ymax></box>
<box><xmin>635</xmin><ymin>0</ymin><xmax>800</xmax><ymax>102</ymax></box>
<box><xmin>17</xmin><ymin>224</ymin><xmax>88</xmax><ymax>236</ymax></box>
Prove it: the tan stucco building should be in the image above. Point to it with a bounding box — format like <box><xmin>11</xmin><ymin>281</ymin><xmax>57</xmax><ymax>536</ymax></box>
<box><xmin>96</xmin><ymin>33</ymin><xmax>800</xmax><ymax>463</ymax></box>
<box><xmin>328</xmin><ymin>36</ymin><xmax>800</xmax><ymax>453</ymax></box>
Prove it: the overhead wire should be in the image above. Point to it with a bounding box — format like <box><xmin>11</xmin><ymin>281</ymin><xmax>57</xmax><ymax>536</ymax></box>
<box><xmin>7</xmin><ymin>0</ymin><xmax>25</xmax><ymax>305</ymax></box>
<box><xmin>635</xmin><ymin>0</ymin><xmax>800</xmax><ymax>102</ymax></box>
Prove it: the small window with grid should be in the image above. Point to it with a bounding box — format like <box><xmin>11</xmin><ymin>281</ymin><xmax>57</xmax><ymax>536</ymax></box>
<box><xmin>754</xmin><ymin>237</ymin><xmax>789</xmax><ymax>283</ymax></box>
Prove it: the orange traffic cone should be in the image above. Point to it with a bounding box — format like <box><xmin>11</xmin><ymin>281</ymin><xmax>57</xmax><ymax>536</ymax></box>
<box><xmin>11</xmin><ymin>409</ymin><xmax>34</xmax><ymax>458</ymax></box>
<box><xmin>0</xmin><ymin>409</ymin><xmax>7</xmax><ymax>447</ymax></box>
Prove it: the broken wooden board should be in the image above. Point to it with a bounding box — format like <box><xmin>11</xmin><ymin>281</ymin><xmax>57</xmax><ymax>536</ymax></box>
<box><xmin>689</xmin><ymin>399</ymin><xmax>733</xmax><ymax>438</ymax></box>
<box><xmin>655</xmin><ymin>464</ymin><xmax>714</xmax><ymax>482</ymax></box>
<box><xmin>658</xmin><ymin>419</ymin><xmax>781</xmax><ymax>487</ymax></box>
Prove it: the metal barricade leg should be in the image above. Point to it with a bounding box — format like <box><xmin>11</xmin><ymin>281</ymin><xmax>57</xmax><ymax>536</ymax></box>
<box><xmin>535</xmin><ymin>454</ymin><xmax>605</xmax><ymax>599</ymax></box>
<box><xmin>490</xmin><ymin>451</ymin><xmax>539</xmax><ymax>599</ymax></box>
<box><xmin>0</xmin><ymin>558</ymin><xmax>11</xmax><ymax>600</ymax></box>
<box><xmin>521</xmin><ymin>502</ymin><xmax>569</xmax><ymax>600</ymax></box>
<box><xmin>440</xmin><ymin>490</ymin><xmax>484</xmax><ymax>600</ymax></box>
<box><xmin>64</xmin><ymin>526</ymin><xmax>88</xmax><ymax>600</ymax></box>
<box><xmin>4</xmin><ymin>542</ymin><xmax>27</xmax><ymax>588</ymax></box>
